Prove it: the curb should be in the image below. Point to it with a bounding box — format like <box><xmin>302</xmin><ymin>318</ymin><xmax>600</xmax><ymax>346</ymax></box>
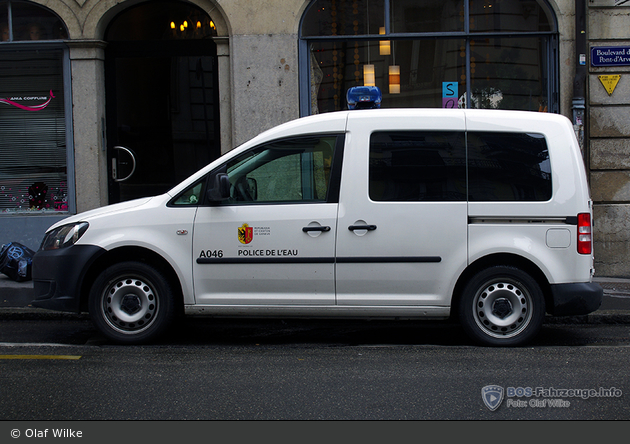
<box><xmin>543</xmin><ymin>311</ymin><xmax>630</xmax><ymax>325</ymax></box>
<box><xmin>0</xmin><ymin>307</ymin><xmax>89</xmax><ymax>320</ymax></box>
<box><xmin>1</xmin><ymin>307</ymin><xmax>629</xmax><ymax>325</ymax></box>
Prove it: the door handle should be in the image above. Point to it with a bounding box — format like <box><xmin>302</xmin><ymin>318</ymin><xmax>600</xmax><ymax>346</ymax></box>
<box><xmin>112</xmin><ymin>146</ymin><xmax>137</xmax><ymax>182</ymax></box>
<box><xmin>348</xmin><ymin>224</ymin><xmax>377</xmax><ymax>231</ymax></box>
<box><xmin>302</xmin><ymin>226</ymin><xmax>331</xmax><ymax>233</ymax></box>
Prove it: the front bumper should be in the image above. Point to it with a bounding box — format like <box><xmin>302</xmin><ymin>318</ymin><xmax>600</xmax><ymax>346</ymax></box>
<box><xmin>31</xmin><ymin>245</ymin><xmax>106</xmax><ymax>313</ymax></box>
<box><xmin>548</xmin><ymin>282</ymin><xmax>603</xmax><ymax>316</ymax></box>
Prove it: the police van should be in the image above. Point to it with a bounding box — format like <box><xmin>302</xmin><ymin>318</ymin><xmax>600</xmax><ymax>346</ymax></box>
<box><xmin>32</xmin><ymin>109</ymin><xmax>603</xmax><ymax>346</ymax></box>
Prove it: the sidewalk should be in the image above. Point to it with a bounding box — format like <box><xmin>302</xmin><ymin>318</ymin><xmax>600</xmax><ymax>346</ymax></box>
<box><xmin>0</xmin><ymin>274</ymin><xmax>35</xmax><ymax>307</ymax></box>
<box><xmin>1</xmin><ymin>273</ymin><xmax>630</xmax><ymax>323</ymax></box>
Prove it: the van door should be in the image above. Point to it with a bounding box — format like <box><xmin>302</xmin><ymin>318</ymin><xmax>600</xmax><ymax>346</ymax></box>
<box><xmin>336</xmin><ymin>111</ymin><xmax>468</xmax><ymax>306</ymax></box>
<box><xmin>192</xmin><ymin>135</ymin><xmax>342</xmax><ymax>305</ymax></box>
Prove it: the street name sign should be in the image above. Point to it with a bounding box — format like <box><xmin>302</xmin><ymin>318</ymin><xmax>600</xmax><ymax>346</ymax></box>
<box><xmin>591</xmin><ymin>46</ymin><xmax>630</xmax><ymax>67</ymax></box>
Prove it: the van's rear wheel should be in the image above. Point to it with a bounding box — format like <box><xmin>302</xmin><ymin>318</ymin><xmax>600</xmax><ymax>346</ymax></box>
<box><xmin>89</xmin><ymin>262</ymin><xmax>175</xmax><ymax>344</ymax></box>
<box><xmin>459</xmin><ymin>266</ymin><xmax>545</xmax><ymax>346</ymax></box>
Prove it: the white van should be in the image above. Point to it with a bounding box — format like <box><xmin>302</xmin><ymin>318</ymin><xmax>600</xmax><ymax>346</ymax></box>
<box><xmin>32</xmin><ymin>109</ymin><xmax>603</xmax><ymax>346</ymax></box>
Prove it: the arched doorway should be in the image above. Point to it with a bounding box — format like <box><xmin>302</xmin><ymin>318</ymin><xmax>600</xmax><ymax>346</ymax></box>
<box><xmin>105</xmin><ymin>1</ymin><xmax>220</xmax><ymax>203</ymax></box>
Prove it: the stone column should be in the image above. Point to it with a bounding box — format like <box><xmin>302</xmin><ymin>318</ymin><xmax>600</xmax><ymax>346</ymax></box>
<box><xmin>67</xmin><ymin>40</ymin><xmax>109</xmax><ymax>212</ymax></box>
<box><xmin>215</xmin><ymin>37</ymin><xmax>233</xmax><ymax>155</ymax></box>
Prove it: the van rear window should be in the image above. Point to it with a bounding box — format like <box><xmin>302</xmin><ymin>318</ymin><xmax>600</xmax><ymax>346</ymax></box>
<box><xmin>369</xmin><ymin>131</ymin><xmax>467</xmax><ymax>202</ymax></box>
<box><xmin>467</xmin><ymin>132</ymin><xmax>551</xmax><ymax>202</ymax></box>
<box><xmin>369</xmin><ymin>131</ymin><xmax>552</xmax><ymax>203</ymax></box>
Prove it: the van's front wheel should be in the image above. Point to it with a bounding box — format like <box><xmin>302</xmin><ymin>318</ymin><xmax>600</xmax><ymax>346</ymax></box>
<box><xmin>88</xmin><ymin>262</ymin><xmax>175</xmax><ymax>344</ymax></box>
<box><xmin>459</xmin><ymin>266</ymin><xmax>545</xmax><ymax>346</ymax></box>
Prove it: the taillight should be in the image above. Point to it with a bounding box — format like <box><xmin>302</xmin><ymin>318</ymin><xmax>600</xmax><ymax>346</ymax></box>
<box><xmin>577</xmin><ymin>213</ymin><xmax>592</xmax><ymax>255</ymax></box>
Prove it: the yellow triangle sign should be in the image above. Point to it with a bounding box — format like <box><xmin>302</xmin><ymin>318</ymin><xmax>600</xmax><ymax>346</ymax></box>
<box><xmin>598</xmin><ymin>75</ymin><xmax>621</xmax><ymax>96</ymax></box>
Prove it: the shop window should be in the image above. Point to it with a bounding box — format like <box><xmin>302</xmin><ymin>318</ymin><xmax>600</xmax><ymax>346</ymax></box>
<box><xmin>301</xmin><ymin>0</ymin><xmax>384</xmax><ymax>37</ymax></box>
<box><xmin>470</xmin><ymin>36</ymin><xmax>550</xmax><ymax>111</ymax></box>
<box><xmin>0</xmin><ymin>2</ymin><xmax>70</xmax><ymax>214</ymax></box>
<box><xmin>301</xmin><ymin>0</ymin><xmax>557</xmax><ymax>115</ymax></box>
<box><xmin>469</xmin><ymin>0</ymin><xmax>552</xmax><ymax>33</ymax></box>
<box><xmin>0</xmin><ymin>1</ymin><xmax>68</xmax><ymax>41</ymax></box>
<box><xmin>390</xmin><ymin>0</ymin><xmax>464</xmax><ymax>33</ymax></box>
<box><xmin>309</xmin><ymin>38</ymin><xmax>465</xmax><ymax>112</ymax></box>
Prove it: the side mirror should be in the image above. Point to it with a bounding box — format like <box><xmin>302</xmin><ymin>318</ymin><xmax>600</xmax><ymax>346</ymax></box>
<box><xmin>206</xmin><ymin>173</ymin><xmax>230</xmax><ymax>203</ymax></box>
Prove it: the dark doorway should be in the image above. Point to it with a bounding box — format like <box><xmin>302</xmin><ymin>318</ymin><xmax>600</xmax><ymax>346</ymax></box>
<box><xmin>104</xmin><ymin>2</ymin><xmax>220</xmax><ymax>203</ymax></box>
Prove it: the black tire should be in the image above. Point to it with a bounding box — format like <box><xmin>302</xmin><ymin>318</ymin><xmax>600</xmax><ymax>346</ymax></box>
<box><xmin>458</xmin><ymin>266</ymin><xmax>545</xmax><ymax>346</ymax></box>
<box><xmin>88</xmin><ymin>261</ymin><xmax>175</xmax><ymax>344</ymax></box>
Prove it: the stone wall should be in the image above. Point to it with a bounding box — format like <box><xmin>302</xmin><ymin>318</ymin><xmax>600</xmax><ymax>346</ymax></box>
<box><xmin>588</xmin><ymin>4</ymin><xmax>630</xmax><ymax>277</ymax></box>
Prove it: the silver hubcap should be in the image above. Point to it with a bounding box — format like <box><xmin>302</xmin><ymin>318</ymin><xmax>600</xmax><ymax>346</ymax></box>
<box><xmin>102</xmin><ymin>276</ymin><xmax>158</xmax><ymax>334</ymax></box>
<box><xmin>473</xmin><ymin>279</ymin><xmax>532</xmax><ymax>339</ymax></box>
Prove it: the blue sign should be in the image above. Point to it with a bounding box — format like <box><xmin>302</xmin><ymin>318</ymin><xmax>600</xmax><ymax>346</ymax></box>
<box><xmin>591</xmin><ymin>46</ymin><xmax>630</xmax><ymax>67</ymax></box>
<box><xmin>442</xmin><ymin>82</ymin><xmax>457</xmax><ymax>98</ymax></box>
<box><xmin>442</xmin><ymin>82</ymin><xmax>458</xmax><ymax>108</ymax></box>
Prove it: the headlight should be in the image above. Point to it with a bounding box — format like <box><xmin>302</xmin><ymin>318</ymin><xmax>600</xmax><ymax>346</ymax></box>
<box><xmin>40</xmin><ymin>222</ymin><xmax>89</xmax><ymax>251</ymax></box>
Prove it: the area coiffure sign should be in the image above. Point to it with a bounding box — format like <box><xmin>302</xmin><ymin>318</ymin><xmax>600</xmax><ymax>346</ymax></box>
<box><xmin>591</xmin><ymin>46</ymin><xmax>630</xmax><ymax>67</ymax></box>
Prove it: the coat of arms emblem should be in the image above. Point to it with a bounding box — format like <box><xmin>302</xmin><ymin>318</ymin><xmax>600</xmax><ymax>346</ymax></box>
<box><xmin>238</xmin><ymin>223</ymin><xmax>254</xmax><ymax>244</ymax></box>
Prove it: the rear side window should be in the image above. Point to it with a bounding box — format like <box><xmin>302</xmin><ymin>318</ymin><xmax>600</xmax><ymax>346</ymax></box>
<box><xmin>467</xmin><ymin>132</ymin><xmax>551</xmax><ymax>202</ymax></box>
<box><xmin>369</xmin><ymin>131</ymin><xmax>467</xmax><ymax>202</ymax></box>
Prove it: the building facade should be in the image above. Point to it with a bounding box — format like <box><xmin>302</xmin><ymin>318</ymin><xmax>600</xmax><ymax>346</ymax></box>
<box><xmin>0</xmin><ymin>0</ymin><xmax>628</xmax><ymax>276</ymax></box>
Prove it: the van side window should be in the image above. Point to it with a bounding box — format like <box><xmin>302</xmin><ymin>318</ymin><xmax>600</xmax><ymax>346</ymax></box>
<box><xmin>224</xmin><ymin>136</ymin><xmax>337</xmax><ymax>204</ymax></box>
<box><xmin>467</xmin><ymin>132</ymin><xmax>552</xmax><ymax>202</ymax></box>
<box><xmin>369</xmin><ymin>131</ymin><xmax>467</xmax><ymax>202</ymax></box>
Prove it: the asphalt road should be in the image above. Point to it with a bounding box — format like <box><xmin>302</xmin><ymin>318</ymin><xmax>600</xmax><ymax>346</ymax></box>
<box><xmin>0</xmin><ymin>317</ymin><xmax>628</xmax><ymax>421</ymax></box>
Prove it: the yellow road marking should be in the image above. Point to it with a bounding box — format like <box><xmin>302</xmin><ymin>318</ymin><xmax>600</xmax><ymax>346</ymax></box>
<box><xmin>0</xmin><ymin>355</ymin><xmax>81</xmax><ymax>360</ymax></box>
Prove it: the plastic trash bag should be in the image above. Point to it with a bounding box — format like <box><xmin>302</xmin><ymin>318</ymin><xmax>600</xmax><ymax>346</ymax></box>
<box><xmin>0</xmin><ymin>242</ymin><xmax>35</xmax><ymax>282</ymax></box>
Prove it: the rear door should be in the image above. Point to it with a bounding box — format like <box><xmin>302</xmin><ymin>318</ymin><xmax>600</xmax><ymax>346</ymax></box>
<box><xmin>335</xmin><ymin>110</ymin><xmax>468</xmax><ymax>306</ymax></box>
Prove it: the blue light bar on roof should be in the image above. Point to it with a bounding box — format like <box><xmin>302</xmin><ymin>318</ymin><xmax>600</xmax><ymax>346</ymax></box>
<box><xmin>346</xmin><ymin>86</ymin><xmax>382</xmax><ymax>110</ymax></box>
